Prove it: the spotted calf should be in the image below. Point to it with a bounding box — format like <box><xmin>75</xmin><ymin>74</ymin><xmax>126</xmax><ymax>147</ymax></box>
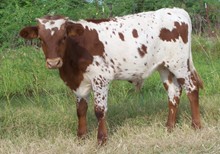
<box><xmin>19</xmin><ymin>8</ymin><xmax>203</xmax><ymax>145</ymax></box>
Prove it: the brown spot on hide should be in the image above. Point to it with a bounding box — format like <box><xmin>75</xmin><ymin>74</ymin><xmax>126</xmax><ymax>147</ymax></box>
<box><xmin>132</xmin><ymin>29</ymin><xmax>138</xmax><ymax>38</ymax></box>
<box><xmin>110</xmin><ymin>59</ymin><xmax>115</xmax><ymax>64</ymax></box>
<box><xmin>159</xmin><ymin>22</ymin><xmax>188</xmax><ymax>44</ymax></box>
<box><xmin>80</xmin><ymin>26</ymin><xmax>105</xmax><ymax>57</ymax></box>
<box><xmin>118</xmin><ymin>32</ymin><xmax>125</xmax><ymax>41</ymax></box>
<box><xmin>59</xmin><ymin>39</ymin><xmax>93</xmax><ymax>91</ymax></box>
<box><xmin>138</xmin><ymin>44</ymin><xmax>147</xmax><ymax>57</ymax></box>
<box><xmin>177</xmin><ymin>78</ymin><xmax>185</xmax><ymax>86</ymax></box>
<box><xmin>95</xmin><ymin>61</ymin><xmax>100</xmax><ymax>66</ymax></box>
<box><xmin>95</xmin><ymin>105</ymin><xmax>105</xmax><ymax>120</ymax></box>
<box><xmin>93</xmin><ymin>78</ymin><xmax>99</xmax><ymax>85</ymax></box>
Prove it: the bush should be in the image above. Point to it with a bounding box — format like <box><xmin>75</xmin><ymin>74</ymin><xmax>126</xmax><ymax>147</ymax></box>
<box><xmin>0</xmin><ymin>0</ymin><xmax>220</xmax><ymax>50</ymax></box>
<box><xmin>0</xmin><ymin>0</ymin><xmax>100</xmax><ymax>49</ymax></box>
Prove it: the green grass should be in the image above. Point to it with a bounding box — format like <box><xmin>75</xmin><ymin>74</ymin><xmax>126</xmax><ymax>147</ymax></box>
<box><xmin>0</xmin><ymin>35</ymin><xmax>220</xmax><ymax>153</ymax></box>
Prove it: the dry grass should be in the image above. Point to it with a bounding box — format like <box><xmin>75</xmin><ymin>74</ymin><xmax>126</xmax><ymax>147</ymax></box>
<box><xmin>0</xmin><ymin>95</ymin><xmax>219</xmax><ymax>154</ymax></box>
<box><xmin>0</xmin><ymin>123</ymin><xmax>219</xmax><ymax>154</ymax></box>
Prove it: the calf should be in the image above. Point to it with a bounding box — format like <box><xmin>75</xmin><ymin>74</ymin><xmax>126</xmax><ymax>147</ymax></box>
<box><xmin>19</xmin><ymin>8</ymin><xmax>203</xmax><ymax>144</ymax></box>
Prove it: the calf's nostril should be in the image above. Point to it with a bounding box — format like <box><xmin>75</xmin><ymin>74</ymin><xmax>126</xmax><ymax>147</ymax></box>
<box><xmin>57</xmin><ymin>60</ymin><xmax>60</xmax><ymax>66</ymax></box>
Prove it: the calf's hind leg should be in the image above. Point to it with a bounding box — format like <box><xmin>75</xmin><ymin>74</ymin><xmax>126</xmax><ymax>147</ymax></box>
<box><xmin>188</xmin><ymin>89</ymin><xmax>201</xmax><ymax>129</ymax></box>
<box><xmin>159</xmin><ymin>69</ymin><xmax>182</xmax><ymax>131</ymax></box>
<box><xmin>178</xmin><ymin>72</ymin><xmax>202</xmax><ymax>129</ymax></box>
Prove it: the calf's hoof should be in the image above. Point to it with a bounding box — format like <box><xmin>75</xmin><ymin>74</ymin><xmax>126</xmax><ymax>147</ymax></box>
<box><xmin>97</xmin><ymin>133</ymin><xmax>107</xmax><ymax>145</ymax></box>
<box><xmin>77</xmin><ymin>131</ymin><xmax>87</xmax><ymax>140</ymax></box>
<box><xmin>192</xmin><ymin>121</ymin><xmax>202</xmax><ymax>129</ymax></box>
<box><xmin>166</xmin><ymin>122</ymin><xmax>175</xmax><ymax>133</ymax></box>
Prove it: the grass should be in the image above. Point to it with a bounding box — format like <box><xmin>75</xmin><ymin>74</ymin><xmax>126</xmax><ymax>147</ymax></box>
<box><xmin>0</xmin><ymin>35</ymin><xmax>220</xmax><ymax>153</ymax></box>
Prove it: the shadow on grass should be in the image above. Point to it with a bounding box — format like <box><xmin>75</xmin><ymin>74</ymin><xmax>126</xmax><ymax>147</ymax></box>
<box><xmin>0</xmin><ymin>77</ymin><xmax>207</xmax><ymax>139</ymax></box>
<box><xmin>86</xmin><ymin>79</ymin><xmax>200</xmax><ymax>136</ymax></box>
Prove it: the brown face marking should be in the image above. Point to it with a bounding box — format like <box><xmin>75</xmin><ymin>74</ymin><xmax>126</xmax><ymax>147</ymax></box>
<box><xmin>37</xmin><ymin>17</ymin><xmax>99</xmax><ymax>91</ymax></box>
<box><xmin>132</xmin><ymin>29</ymin><xmax>138</xmax><ymax>38</ymax></box>
<box><xmin>159</xmin><ymin>22</ymin><xmax>188</xmax><ymax>44</ymax></box>
<box><xmin>51</xmin><ymin>27</ymin><xmax>57</xmax><ymax>32</ymax></box>
<box><xmin>50</xmin><ymin>21</ymin><xmax>55</xmax><ymax>24</ymax></box>
<box><xmin>41</xmin><ymin>19</ymin><xmax>47</xmax><ymax>23</ymax></box>
<box><xmin>37</xmin><ymin>17</ymin><xmax>67</xmax><ymax>60</ymax></box>
<box><xmin>118</xmin><ymin>32</ymin><xmax>125</xmax><ymax>41</ymax></box>
<box><xmin>138</xmin><ymin>44</ymin><xmax>147</xmax><ymax>57</ymax></box>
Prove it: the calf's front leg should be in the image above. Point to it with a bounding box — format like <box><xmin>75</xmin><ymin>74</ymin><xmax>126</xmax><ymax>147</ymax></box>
<box><xmin>94</xmin><ymin>104</ymin><xmax>107</xmax><ymax>145</ymax></box>
<box><xmin>92</xmin><ymin>76</ymin><xmax>109</xmax><ymax>145</ymax></box>
<box><xmin>76</xmin><ymin>98</ymin><xmax>88</xmax><ymax>138</ymax></box>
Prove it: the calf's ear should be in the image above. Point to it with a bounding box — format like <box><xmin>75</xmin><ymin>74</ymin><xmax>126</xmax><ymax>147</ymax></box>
<box><xmin>66</xmin><ymin>22</ymin><xmax>84</xmax><ymax>37</ymax></box>
<box><xmin>19</xmin><ymin>26</ymin><xmax>38</xmax><ymax>39</ymax></box>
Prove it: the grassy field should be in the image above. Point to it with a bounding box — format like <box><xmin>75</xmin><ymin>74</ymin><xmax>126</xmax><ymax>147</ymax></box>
<box><xmin>0</xmin><ymin>35</ymin><xmax>220</xmax><ymax>153</ymax></box>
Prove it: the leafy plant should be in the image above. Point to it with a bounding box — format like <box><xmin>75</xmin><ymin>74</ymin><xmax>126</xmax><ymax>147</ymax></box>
<box><xmin>1</xmin><ymin>0</ymin><xmax>220</xmax><ymax>49</ymax></box>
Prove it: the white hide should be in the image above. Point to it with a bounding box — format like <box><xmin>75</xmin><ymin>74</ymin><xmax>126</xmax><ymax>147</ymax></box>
<box><xmin>71</xmin><ymin>8</ymin><xmax>197</xmax><ymax>108</ymax></box>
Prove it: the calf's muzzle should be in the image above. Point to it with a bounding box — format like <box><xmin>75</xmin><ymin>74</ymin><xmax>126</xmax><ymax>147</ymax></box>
<box><xmin>46</xmin><ymin>57</ymin><xmax>63</xmax><ymax>69</ymax></box>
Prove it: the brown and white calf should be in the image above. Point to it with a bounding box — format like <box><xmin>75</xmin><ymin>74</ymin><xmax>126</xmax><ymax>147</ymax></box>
<box><xmin>20</xmin><ymin>8</ymin><xmax>203</xmax><ymax>144</ymax></box>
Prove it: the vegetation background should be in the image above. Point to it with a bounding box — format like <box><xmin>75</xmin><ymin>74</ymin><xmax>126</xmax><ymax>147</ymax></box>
<box><xmin>0</xmin><ymin>0</ymin><xmax>220</xmax><ymax>153</ymax></box>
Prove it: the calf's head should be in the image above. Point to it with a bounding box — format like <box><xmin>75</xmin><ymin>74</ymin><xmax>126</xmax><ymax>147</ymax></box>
<box><xmin>20</xmin><ymin>15</ymin><xmax>84</xmax><ymax>69</ymax></box>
